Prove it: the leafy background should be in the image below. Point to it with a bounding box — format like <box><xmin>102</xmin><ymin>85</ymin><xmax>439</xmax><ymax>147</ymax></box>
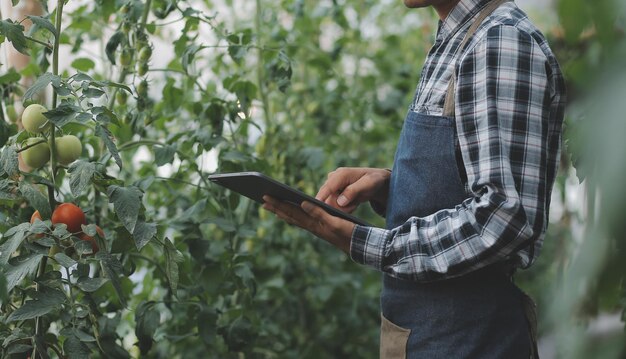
<box><xmin>0</xmin><ymin>0</ymin><xmax>624</xmax><ymax>358</ymax></box>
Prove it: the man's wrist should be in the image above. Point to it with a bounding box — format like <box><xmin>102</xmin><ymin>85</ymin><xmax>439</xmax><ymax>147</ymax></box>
<box><xmin>369</xmin><ymin>168</ymin><xmax>392</xmax><ymax>217</ymax></box>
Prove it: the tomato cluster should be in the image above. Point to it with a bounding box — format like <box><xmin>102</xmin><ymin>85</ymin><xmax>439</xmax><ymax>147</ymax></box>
<box><xmin>31</xmin><ymin>203</ymin><xmax>103</xmax><ymax>255</ymax></box>
<box><xmin>20</xmin><ymin>104</ymin><xmax>83</xmax><ymax>170</ymax></box>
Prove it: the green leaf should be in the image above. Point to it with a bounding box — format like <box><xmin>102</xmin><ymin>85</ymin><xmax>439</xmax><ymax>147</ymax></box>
<box><xmin>0</xmin><ymin>120</ymin><xmax>15</xmax><ymax>148</ymax></box>
<box><xmin>0</xmin><ymin>272</ymin><xmax>6</xmax><ymax>302</ymax></box>
<box><xmin>63</xmin><ymin>333</ymin><xmax>91</xmax><ymax>359</ymax></box>
<box><xmin>97</xmin><ymin>253</ymin><xmax>127</xmax><ymax>307</ymax></box>
<box><xmin>105</xmin><ymin>31</ymin><xmax>124</xmax><ymax>65</ymax></box>
<box><xmin>0</xmin><ymin>179</ymin><xmax>18</xmax><ymax>201</ymax></box>
<box><xmin>107</xmin><ymin>185</ymin><xmax>143</xmax><ymax>233</ymax></box>
<box><xmin>19</xmin><ymin>181</ymin><xmax>51</xmax><ymax>219</ymax></box>
<box><xmin>154</xmin><ymin>145</ymin><xmax>176</xmax><ymax>166</ymax></box>
<box><xmin>164</xmin><ymin>238</ymin><xmax>183</xmax><ymax>294</ymax></box>
<box><xmin>53</xmin><ymin>253</ymin><xmax>77</xmax><ymax>268</ymax></box>
<box><xmin>95</xmin><ymin>124</ymin><xmax>122</xmax><ymax>169</ymax></box>
<box><xmin>132</xmin><ymin>220</ymin><xmax>156</xmax><ymax>250</ymax></box>
<box><xmin>0</xmin><ymin>68</ymin><xmax>21</xmax><ymax>84</ymax></box>
<box><xmin>0</xmin><ymin>19</ymin><xmax>28</xmax><ymax>55</ymax></box>
<box><xmin>43</xmin><ymin>102</ymin><xmax>80</xmax><ymax>127</ymax></box>
<box><xmin>93</xmin><ymin>80</ymin><xmax>132</xmax><ymax>93</ymax></box>
<box><xmin>181</xmin><ymin>44</ymin><xmax>205</xmax><ymax>73</ymax></box>
<box><xmin>24</xmin><ymin>73</ymin><xmax>58</xmax><ymax>101</ymax></box>
<box><xmin>135</xmin><ymin>301</ymin><xmax>160</xmax><ymax>354</ymax></box>
<box><xmin>207</xmin><ymin>217</ymin><xmax>236</xmax><ymax>232</ymax></box>
<box><xmin>7</xmin><ymin>285</ymin><xmax>66</xmax><ymax>321</ymax></box>
<box><xmin>92</xmin><ymin>106</ymin><xmax>121</xmax><ymax>126</ymax></box>
<box><xmin>0</xmin><ymin>223</ymin><xmax>30</xmax><ymax>265</ymax></box>
<box><xmin>71</xmin><ymin>58</ymin><xmax>95</xmax><ymax>72</ymax></box>
<box><xmin>73</xmin><ymin>328</ymin><xmax>96</xmax><ymax>342</ymax></box>
<box><xmin>234</xmin><ymin>262</ymin><xmax>256</xmax><ymax>294</ymax></box>
<box><xmin>26</xmin><ymin>15</ymin><xmax>58</xmax><ymax>38</ymax></box>
<box><xmin>0</xmin><ymin>146</ymin><xmax>19</xmax><ymax>177</ymax></box>
<box><xmin>68</xmin><ymin>160</ymin><xmax>97</xmax><ymax>197</ymax></box>
<box><xmin>162</xmin><ymin>79</ymin><xmax>184</xmax><ymax>112</ymax></box>
<box><xmin>82</xmin><ymin>87</ymin><xmax>105</xmax><ymax>98</ymax></box>
<box><xmin>197</xmin><ymin>309</ymin><xmax>218</xmax><ymax>346</ymax></box>
<box><xmin>76</xmin><ymin>277</ymin><xmax>109</xmax><ymax>292</ymax></box>
<box><xmin>4</xmin><ymin>253</ymin><xmax>43</xmax><ymax>292</ymax></box>
<box><xmin>32</xmin><ymin>334</ymin><xmax>49</xmax><ymax>359</ymax></box>
<box><xmin>177</xmin><ymin>198</ymin><xmax>206</xmax><ymax>223</ymax></box>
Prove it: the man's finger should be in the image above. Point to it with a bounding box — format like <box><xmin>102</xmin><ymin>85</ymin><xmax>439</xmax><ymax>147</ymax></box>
<box><xmin>264</xmin><ymin>196</ymin><xmax>316</xmax><ymax>229</ymax></box>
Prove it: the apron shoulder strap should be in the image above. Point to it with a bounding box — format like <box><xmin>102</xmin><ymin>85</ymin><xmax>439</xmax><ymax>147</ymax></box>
<box><xmin>443</xmin><ymin>0</ymin><xmax>511</xmax><ymax>117</ymax></box>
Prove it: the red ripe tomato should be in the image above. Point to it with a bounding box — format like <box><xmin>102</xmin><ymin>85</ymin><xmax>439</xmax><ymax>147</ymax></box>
<box><xmin>79</xmin><ymin>225</ymin><xmax>104</xmax><ymax>254</ymax></box>
<box><xmin>30</xmin><ymin>210</ymin><xmax>44</xmax><ymax>238</ymax></box>
<box><xmin>30</xmin><ymin>210</ymin><xmax>42</xmax><ymax>223</ymax></box>
<box><xmin>51</xmin><ymin>203</ymin><xmax>86</xmax><ymax>233</ymax></box>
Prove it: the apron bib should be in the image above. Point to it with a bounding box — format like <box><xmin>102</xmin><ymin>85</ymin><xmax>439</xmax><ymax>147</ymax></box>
<box><xmin>380</xmin><ymin>1</ymin><xmax>536</xmax><ymax>358</ymax></box>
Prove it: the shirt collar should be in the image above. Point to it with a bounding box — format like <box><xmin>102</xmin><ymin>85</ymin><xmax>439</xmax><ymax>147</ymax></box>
<box><xmin>436</xmin><ymin>0</ymin><xmax>492</xmax><ymax>41</ymax></box>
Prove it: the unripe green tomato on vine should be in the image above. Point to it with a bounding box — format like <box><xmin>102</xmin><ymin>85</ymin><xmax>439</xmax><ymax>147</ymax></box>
<box><xmin>121</xmin><ymin>21</ymin><xmax>132</xmax><ymax>34</ymax></box>
<box><xmin>119</xmin><ymin>49</ymin><xmax>132</xmax><ymax>67</ymax></box>
<box><xmin>6</xmin><ymin>104</ymin><xmax>18</xmax><ymax>123</ymax></box>
<box><xmin>120</xmin><ymin>3</ymin><xmax>131</xmax><ymax>14</ymax></box>
<box><xmin>137</xmin><ymin>62</ymin><xmax>149</xmax><ymax>77</ymax></box>
<box><xmin>116</xmin><ymin>90</ymin><xmax>128</xmax><ymax>105</ymax></box>
<box><xmin>55</xmin><ymin>135</ymin><xmax>82</xmax><ymax>165</ymax></box>
<box><xmin>137</xmin><ymin>98</ymin><xmax>146</xmax><ymax>112</ymax></box>
<box><xmin>21</xmin><ymin>137</ymin><xmax>50</xmax><ymax>169</ymax></box>
<box><xmin>139</xmin><ymin>46</ymin><xmax>152</xmax><ymax>61</ymax></box>
<box><xmin>123</xmin><ymin>113</ymin><xmax>133</xmax><ymax>124</ymax></box>
<box><xmin>22</xmin><ymin>104</ymin><xmax>50</xmax><ymax>133</ymax></box>
<box><xmin>137</xmin><ymin>80</ymin><xmax>148</xmax><ymax>97</ymax></box>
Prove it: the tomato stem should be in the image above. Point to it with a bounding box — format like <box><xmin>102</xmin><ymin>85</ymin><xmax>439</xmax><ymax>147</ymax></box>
<box><xmin>24</xmin><ymin>35</ymin><xmax>53</xmax><ymax>50</ymax></box>
<box><xmin>256</xmin><ymin>0</ymin><xmax>271</xmax><ymax>127</ymax></box>
<box><xmin>16</xmin><ymin>139</ymin><xmax>47</xmax><ymax>153</ymax></box>
<box><xmin>34</xmin><ymin>2</ymin><xmax>64</xmax><ymax>358</ymax></box>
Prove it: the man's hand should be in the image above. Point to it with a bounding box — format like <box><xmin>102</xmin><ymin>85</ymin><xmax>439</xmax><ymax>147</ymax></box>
<box><xmin>316</xmin><ymin>167</ymin><xmax>391</xmax><ymax>213</ymax></box>
<box><xmin>262</xmin><ymin>196</ymin><xmax>355</xmax><ymax>255</ymax></box>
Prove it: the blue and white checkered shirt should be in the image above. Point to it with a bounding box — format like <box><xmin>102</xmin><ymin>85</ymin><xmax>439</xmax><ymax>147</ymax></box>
<box><xmin>350</xmin><ymin>0</ymin><xmax>566</xmax><ymax>281</ymax></box>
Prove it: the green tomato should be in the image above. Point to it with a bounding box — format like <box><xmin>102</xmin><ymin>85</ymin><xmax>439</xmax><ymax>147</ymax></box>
<box><xmin>55</xmin><ymin>135</ymin><xmax>82</xmax><ymax>165</ymax></box>
<box><xmin>119</xmin><ymin>48</ymin><xmax>133</xmax><ymax>67</ymax></box>
<box><xmin>137</xmin><ymin>62</ymin><xmax>149</xmax><ymax>77</ymax></box>
<box><xmin>121</xmin><ymin>21</ymin><xmax>132</xmax><ymax>34</ymax></box>
<box><xmin>139</xmin><ymin>46</ymin><xmax>152</xmax><ymax>61</ymax></box>
<box><xmin>116</xmin><ymin>90</ymin><xmax>128</xmax><ymax>105</ymax></box>
<box><xmin>22</xmin><ymin>104</ymin><xmax>50</xmax><ymax>133</ymax></box>
<box><xmin>137</xmin><ymin>80</ymin><xmax>148</xmax><ymax>97</ymax></box>
<box><xmin>21</xmin><ymin>137</ymin><xmax>51</xmax><ymax>169</ymax></box>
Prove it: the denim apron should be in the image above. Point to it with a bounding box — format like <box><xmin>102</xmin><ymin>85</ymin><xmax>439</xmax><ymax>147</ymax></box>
<box><xmin>380</xmin><ymin>1</ymin><xmax>536</xmax><ymax>358</ymax></box>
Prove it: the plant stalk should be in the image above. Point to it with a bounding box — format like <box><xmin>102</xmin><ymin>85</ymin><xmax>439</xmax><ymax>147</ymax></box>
<box><xmin>33</xmin><ymin>2</ymin><xmax>64</xmax><ymax>358</ymax></box>
<box><xmin>255</xmin><ymin>0</ymin><xmax>271</xmax><ymax>128</ymax></box>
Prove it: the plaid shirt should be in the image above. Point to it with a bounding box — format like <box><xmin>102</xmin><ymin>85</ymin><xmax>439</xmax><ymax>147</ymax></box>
<box><xmin>350</xmin><ymin>0</ymin><xmax>566</xmax><ymax>281</ymax></box>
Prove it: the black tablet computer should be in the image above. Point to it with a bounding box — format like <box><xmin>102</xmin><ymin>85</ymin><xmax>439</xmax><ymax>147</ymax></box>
<box><xmin>208</xmin><ymin>171</ymin><xmax>371</xmax><ymax>226</ymax></box>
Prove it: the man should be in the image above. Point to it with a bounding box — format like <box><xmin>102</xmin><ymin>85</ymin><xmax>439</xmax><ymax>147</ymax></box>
<box><xmin>263</xmin><ymin>0</ymin><xmax>565</xmax><ymax>357</ymax></box>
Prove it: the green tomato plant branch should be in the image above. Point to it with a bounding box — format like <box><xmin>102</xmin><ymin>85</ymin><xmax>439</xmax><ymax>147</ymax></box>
<box><xmin>33</xmin><ymin>2</ymin><xmax>64</xmax><ymax>358</ymax></box>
